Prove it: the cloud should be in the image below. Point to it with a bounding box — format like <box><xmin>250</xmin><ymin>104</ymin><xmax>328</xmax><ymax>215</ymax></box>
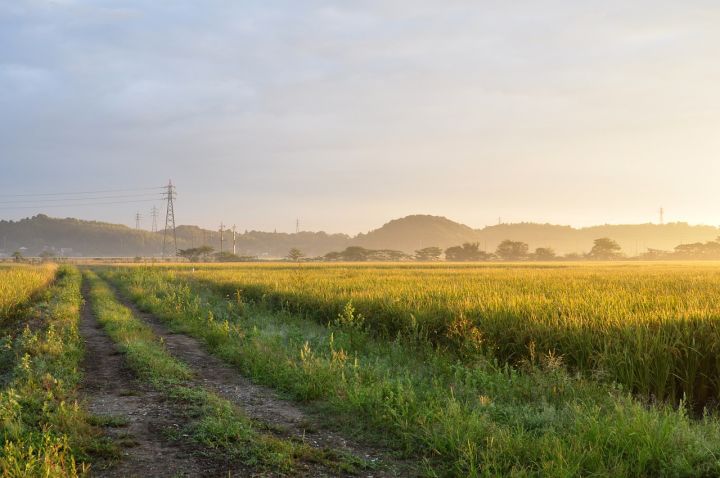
<box><xmin>2</xmin><ymin>1</ymin><xmax>720</xmax><ymax>231</ymax></box>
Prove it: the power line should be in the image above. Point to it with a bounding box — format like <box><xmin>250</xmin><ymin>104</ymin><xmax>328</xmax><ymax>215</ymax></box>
<box><xmin>0</xmin><ymin>186</ymin><xmax>165</xmax><ymax>198</ymax></box>
<box><xmin>0</xmin><ymin>198</ymin><xmax>161</xmax><ymax>209</ymax></box>
<box><xmin>0</xmin><ymin>193</ymin><xmax>164</xmax><ymax>205</ymax></box>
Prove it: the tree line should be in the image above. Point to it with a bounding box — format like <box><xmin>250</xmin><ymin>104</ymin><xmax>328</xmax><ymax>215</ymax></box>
<box><xmin>317</xmin><ymin>238</ymin><xmax>624</xmax><ymax>262</ymax></box>
<box><xmin>156</xmin><ymin>236</ymin><xmax>720</xmax><ymax>263</ymax></box>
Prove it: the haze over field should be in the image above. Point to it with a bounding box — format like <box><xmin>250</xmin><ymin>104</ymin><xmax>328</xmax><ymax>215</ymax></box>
<box><xmin>2</xmin><ymin>1</ymin><xmax>720</xmax><ymax>232</ymax></box>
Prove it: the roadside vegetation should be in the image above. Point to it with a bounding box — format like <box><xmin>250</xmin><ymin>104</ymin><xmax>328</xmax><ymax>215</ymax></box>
<box><xmin>1</xmin><ymin>266</ymin><xmax>101</xmax><ymax>477</ymax></box>
<box><xmin>103</xmin><ymin>264</ymin><xmax>720</xmax><ymax>477</ymax></box>
<box><xmin>83</xmin><ymin>270</ymin><xmax>364</xmax><ymax>475</ymax></box>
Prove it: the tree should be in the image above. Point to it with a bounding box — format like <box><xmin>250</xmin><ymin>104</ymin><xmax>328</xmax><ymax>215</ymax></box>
<box><xmin>533</xmin><ymin>247</ymin><xmax>556</xmax><ymax>261</ymax></box>
<box><xmin>588</xmin><ymin>237</ymin><xmax>622</xmax><ymax>260</ymax></box>
<box><xmin>368</xmin><ymin>249</ymin><xmax>409</xmax><ymax>261</ymax></box>
<box><xmin>415</xmin><ymin>246</ymin><xmax>443</xmax><ymax>261</ymax></box>
<box><xmin>495</xmin><ymin>240</ymin><xmax>529</xmax><ymax>260</ymax></box>
<box><xmin>445</xmin><ymin>243</ymin><xmax>491</xmax><ymax>261</ymax></box>
<box><xmin>178</xmin><ymin>245</ymin><xmax>214</xmax><ymax>262</ymax></box>
<box><xmin>340</xmin><ymin>246</ymin><xmax>372</xmax><ymax>261</ymax></box>
<box><xmin>287</xmin><ymin>248</ymin><xmax>305</xmax><ymax>261</ymax></box>
<box><xmin>324</xmin><ymin>251</ymin><xmax>342</xmax><ymax>261</ymax></box>
<box><xmin>673</xmin><ymin>237</ymin><xmax>720</xmax><ymax>259</ymax></box>
<box><xmin>11</xmin><ymin>251</ymin><xmax>23</xmax><ymax>263</ymax></box>
<box><xmin>214</xmin><ymin>251</ymin><xmax>243</xmax><ymax>262</ymax></box>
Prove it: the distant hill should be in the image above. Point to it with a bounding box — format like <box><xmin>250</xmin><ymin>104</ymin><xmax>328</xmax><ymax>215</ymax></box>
<box><xmin>0</xmin><ymin>215</ymin><xmax>349</xmax><ymax>258</ymax></box>
<box><xmin>0</xmin><ymin>213</ymin><xmax>717</xmax><ymax>258</ymax></box>
<box><xmin>355</xmin><ymin>216</ymin><xmax>720</xmax><ymax>255</ymax></box>
<box><xmin>353</xmin><ymin>215</ymin><xmax>478</xmax><ymax>252</ymax></box>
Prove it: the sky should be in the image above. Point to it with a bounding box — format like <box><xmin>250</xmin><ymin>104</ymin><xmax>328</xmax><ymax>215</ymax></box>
<box><xmin>2</xmin><ymin>1</ymin><xmax>720</xmax><ymax>234</ymax></box>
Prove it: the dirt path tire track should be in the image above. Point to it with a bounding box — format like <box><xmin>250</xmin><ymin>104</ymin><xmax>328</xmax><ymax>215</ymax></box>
<box><xmin>79</xmin><ymin>280</ymin><xmax>241</xmax><ymax>477</ymax></box>
<box><xmin>108</xmin><ymin>282</ymin><xmax>416</xmax><ymax>478</ymax></box>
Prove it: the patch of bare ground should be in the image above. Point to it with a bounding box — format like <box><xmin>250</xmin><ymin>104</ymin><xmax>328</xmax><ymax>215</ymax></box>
<box><xmin>79</xmin><ymin>282</ymin><xmax>244</xmax><ymax>477</ymax></box>
<box><xmin>111</xmin><ymin>286</ymin><xmax>418</xmax><ymax>477</ymax></box>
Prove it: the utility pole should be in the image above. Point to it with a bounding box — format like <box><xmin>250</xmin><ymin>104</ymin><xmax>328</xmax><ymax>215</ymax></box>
<box><xmin>232</xmin><ymin>224</ymin><xmax>237</xmax><ymax>255</ymax></box>
<box><xmin>659</xmin><ymin>207</ymin><xmax>664</xmax><ymax>225</ymax></box>
<box><xmin>219</xmin><ymin>222</ymin><xmax>225</xmax><ymax>254</ymax></box>
<box><xmin>135</xmin><ymin>212</ymin><xmax>142</xmax><ymax>230</ymax></box>
<box><xmin>162</xmin><ymin>180</ymin><xmax>177</xmax><ymax>258</ymax></box>
<box><xmin>150</xmin><ymin>206</ymin><xmax>159</xmax><ymax>232</ymax></box>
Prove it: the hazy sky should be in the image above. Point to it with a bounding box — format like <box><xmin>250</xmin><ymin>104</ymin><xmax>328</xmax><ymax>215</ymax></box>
<box><xmin>2</xmin><ymin>1</ymin><xmax>720</xmax><ymax>233</ymax></box>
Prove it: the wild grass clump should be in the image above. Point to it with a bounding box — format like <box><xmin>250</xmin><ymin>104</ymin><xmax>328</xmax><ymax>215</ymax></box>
<box><xmin>103</xmin><ymin>265</ymin><xmax>720</xmax><ymax>477</ymax></box>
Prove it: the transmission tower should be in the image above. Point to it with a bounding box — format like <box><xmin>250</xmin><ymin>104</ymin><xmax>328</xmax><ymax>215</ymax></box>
<box><xmin>135</xmin><ymin>212</ymin><xmax>142</xmax><ymax>230</ymax></box>
<box><xmin>150</xmin><ymin>206</ymin><xmax>159</xmax><ymax>232</ymax></box>
<box><xmin>296</xmin><ymin>218</ymin><xmax>300</xmax><ymax>234</ymax></box>
<box><xmin>161</xmin><ymin>180</ymin><xmax>177</xmax><ymax>258</ymax></box>
<box><xmin>219</xmin><ymin>222</ymin><xmax>225</xmax><ymax>253</ymax></box>
<box><xmin>659</xmin><ymin>207</ymin><xmax>664</xmax><ymax>225</ymax></box>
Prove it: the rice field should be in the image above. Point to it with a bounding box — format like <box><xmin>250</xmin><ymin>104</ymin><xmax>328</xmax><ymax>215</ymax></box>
<box><xmin>167</xmin><ymin>262</ymin><xmax>720</xmax><ymax>407</ymax></box>
<box><xmin>0</xmin><ymin>264</ymin><xmax>57</xmax><ymax>320</ymax></box>
<box><xmin>101</xmin><ymin>262</ymin><xmax>720</xmax><ymax>476</ymax></box>
<box><xmin>8</xmin><ymin>261</ymin><xmax>720</xmax><ymax>476</ymax></box>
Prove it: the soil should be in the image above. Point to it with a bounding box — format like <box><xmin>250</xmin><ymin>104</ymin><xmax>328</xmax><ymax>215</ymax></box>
<box><xmin>79</xmin><ymin>281</ymin><xmax>242</xmax><ymax>477</ymax></box>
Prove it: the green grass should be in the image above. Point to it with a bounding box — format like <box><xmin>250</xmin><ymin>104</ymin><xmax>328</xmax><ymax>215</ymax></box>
<box><xmin>83</xmin><ymin>269</ymin><xmax>365</xmax><ymax>475</ymax></box>
<box><xmin>0</xmin><ymin>266</ymin><xmax>103</xmax><ymax>478</ymax></box>
<box><xmin>102</xmin><ymin>265</ymin><xmax>720</xmax><ymax>477</ymax></box>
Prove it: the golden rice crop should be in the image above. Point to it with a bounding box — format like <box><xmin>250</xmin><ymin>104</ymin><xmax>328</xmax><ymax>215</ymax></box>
<box><xmin>0</xmin><ymin>264</ymin><xmax>57</xmax><ymax>320</ymax></box>
<box><xmin>176</xmin><ymin>261</ymin><xmax>720</xmax><ymax>407</ymax></box>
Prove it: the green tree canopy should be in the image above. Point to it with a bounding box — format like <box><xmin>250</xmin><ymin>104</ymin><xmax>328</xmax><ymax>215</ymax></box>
<box><xmin>533</xmin><ymin>247</ymin><xmax>556</xmax><ymax>261</ymax></box>
<box><xmin>445</xmin><ymin>243</ymin><xmax>492</xmax><ymax>261</ymax></box>
<box><xmin>287</xmin><ymin>248</ymin><xmax>305</xmax><ymax>261</ymax></box>
<box><xmin>177</xmin><ymin>245</ymin><xmax>214</xmax><ymax>262</ymax></box>
<box><xmin>496</xmin><ymin>240</ymin><xmax>529</xmax><ymax>260</ymax></box>
<box><xmin>588</xmin><ymin>237</ymin><xmax>622</xmax><ymax>260</ymax></box>
<box><xmin>415</xmin><ymin>246</ymin><xmax>443</xmax><ymax>261</ymax></box>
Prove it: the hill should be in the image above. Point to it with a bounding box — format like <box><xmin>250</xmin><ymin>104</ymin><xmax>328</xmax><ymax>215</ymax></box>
<box><xmin>1</xmin><ymin>214</ymin><xmax>718</xmax><ymax>258</ymax></box>
<box><xmin>0</xmin><ymin>215</ymin><xmax>349</xmax><ymax>258</ymax></box>
<box><xmin>352</xmin><ymin>215</ymin><xmax>478</xmax><ymax>252</ymax></box>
